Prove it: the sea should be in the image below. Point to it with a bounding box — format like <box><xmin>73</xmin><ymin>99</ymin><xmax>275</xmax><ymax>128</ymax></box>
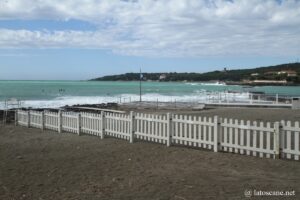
<box><xmin>0</xmin><ymin>80</ymin><xmax>300</xmax><ymax>109</ymax></box>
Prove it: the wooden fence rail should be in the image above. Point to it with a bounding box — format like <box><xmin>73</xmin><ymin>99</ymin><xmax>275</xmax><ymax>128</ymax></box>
<box><xmin>16</xmin><ymin>110</ymin><xmax>300</xmax><ymax>161</ymax></box>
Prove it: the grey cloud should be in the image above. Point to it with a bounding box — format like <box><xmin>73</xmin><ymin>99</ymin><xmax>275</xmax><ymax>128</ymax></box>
<box><xmin>0</xmin><ymin>0</ymin><xmax>299</xmax><ymax>57</ymax></box>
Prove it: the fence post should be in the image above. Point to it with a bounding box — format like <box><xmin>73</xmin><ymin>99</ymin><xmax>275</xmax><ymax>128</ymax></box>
<box><xmin>167</xmin><ymin>113</ymin><xmax>172</xmax><ymax>147</ymax></box>
<box><xmin>41</xmin><ymin>111</ymin><xmax>44</xmax><ymax>130</ymax></box>
<box><xmin>274</xmin><ymin>122</ymin><xmax>281</xmax><ymax>159</ymax></box>
<box><xmin>100</xmin><ymin>111</ymin><xmax>105</xmax><ymax>139</ymax></box>
<box><xmin>58</xmin><ymin>110</ymin><xmax>62</xmax><ymax>133</ymax></box>
<box><xmin>15</xmin><ymin>110</ymin><xmax>18</xmax><ymax>126</ymax></box>
<box><xmin>213</xmin><ymin>116</ymin><xmax>219</xmax><ymax>152</ymax></box>
<box><xmin>280</xmin><ymin>120</ymin><xmax>285</xmax><ymax>157</ymax></box>
<box><xmin>129</xmin><ymin>111</ymin><xmax>135</xmax><ymax>143</ymax></box>
<box><xmin>27</xmin><ymin>110</ymin><xmax>30</xmax><ymax>128</ymax></box>
<box><xmin>77</xmin><ymin>113</ymin><xmax>81</xmax><ymax>136</ymax></box>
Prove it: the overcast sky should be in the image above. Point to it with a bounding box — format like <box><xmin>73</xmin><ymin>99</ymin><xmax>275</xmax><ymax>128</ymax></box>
<box><xmin>0</xmin><ymin>0</ymin><xmax>299</xmax><ymax>80</ymax></box>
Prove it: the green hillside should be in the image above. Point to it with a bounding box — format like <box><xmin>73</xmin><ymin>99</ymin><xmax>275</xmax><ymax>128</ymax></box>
<box><xmin>91</xmin><ymin>62</ymin><xmax>300</xmax><ymax>84</ymax></box>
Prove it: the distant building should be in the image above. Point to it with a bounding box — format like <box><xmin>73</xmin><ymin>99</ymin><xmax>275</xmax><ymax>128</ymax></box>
<box><xmin>252</xmin><ymin>80</ymin><xmax>287</xmax><ymax>84</ymax></box>
<box><xmin>264</xmin><ymin>70</ymin><xmax>298</xmax><ymax>77</ymax></box>
<box><xmin>159</xmin><ymin>74</ymin><xmax>167</xmax><ymax>80</ymax></box>
<box><xmin>251</xmin><ymin>73</ymin><xmax>259</xmax><ymax>76</ymax></box>
<box><xmin>277</xmin><ymin>70</ymin><xmax>297</xmax><ymax>77</ymax></box>
<box><xmin>287</xmin><ymin>72</ymin><xmax>297</xmax><ymax>77</ymax></box>
<box><xmin>277</xmin><ymin>71</ymin><xmax>286</xmax><ymax>75</ymax></box>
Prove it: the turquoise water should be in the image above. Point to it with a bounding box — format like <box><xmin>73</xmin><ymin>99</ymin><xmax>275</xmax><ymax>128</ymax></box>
<box><xmin>0</xmin><ymin>80</ymin><xmax>299</xmax><ymax>108</ymax></box>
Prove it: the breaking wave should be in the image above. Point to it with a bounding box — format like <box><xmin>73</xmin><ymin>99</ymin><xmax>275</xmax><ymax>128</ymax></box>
<box><xmin>0</xmin><ymin>92</ymin><xmax>251</xmax><ymax>109</ymax></box>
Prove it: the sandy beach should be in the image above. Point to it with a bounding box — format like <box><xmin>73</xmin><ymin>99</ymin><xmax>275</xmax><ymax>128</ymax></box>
<box><xmin>118</xmin><ymin>105</ymin><xmax>300</xmax><ymax>122</ymax></box>
<box><xmin>1</xmin><ymin>107</ymin><xmax>300</xmax><ymax>200</ymax></box>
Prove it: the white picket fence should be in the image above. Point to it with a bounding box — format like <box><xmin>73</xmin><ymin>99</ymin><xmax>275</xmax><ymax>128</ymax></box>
<box><xmin>29</xmin><ymin>111</ymin><xmax>43</xmax><ymax>129</ymax></box>
<box><xmin>135</xmin><ymin>113</ymin><xmax>170</xmax><ymax>145</ymax></box>
<box><xmin>16</xmin><ymin>110</ymin><xmax>300</xmax><ymax>161</ymax></box>
<box><xmin>220</xmin><ymin>119</ymin><xmax>276</xmax><ymax>158</ymax></box>
<box><xmin>172</xmin><ymin>115</ymin><xmax>217</xmax><ymax>150</ymax></box>
<box><xmin>81</xmin><ymin>112</ymin><xmax>103</xmax><ymax>137</ymax></box>
<box><xmin>44</xmin><ymin>111</ymin><xmax>59</xmax><ymax>131</ymax></box>
<box><xmin>104</xmin><ymin>112</ymin><xmax>132</xmax><ymax>141</ymax></box>
<box><xmin>280</xmin><ymin>121</ymin><xmax>300</xmax><ymax>160</ymax></box>
<box><xmin>62</xmin><ymin>112</ymin><xmax>79</xmax><ymax>134</ymax></box>
<box><xmin>17</xmin><ymin>110</ymin><xmax>29</xmax><ymax>127</ymax></box>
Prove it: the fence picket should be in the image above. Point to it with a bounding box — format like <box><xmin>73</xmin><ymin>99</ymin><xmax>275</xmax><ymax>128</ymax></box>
<box><xmin>179</xmin><ymin>115</ymin><xmax>183</xmax><ymax>145</ymax></box>
<box><xmin>193</xmin><ymin>116</ymin><xmax>197</xmax><ymax>147</ymax></box>
<box><xmin>223</xmin><ymin>118</ymin><xmax>228</xmax><ymax>152</ymax></box>
<box><xmin>295</xmin><ymin>122</ymin><xmax>299</xmax><ymax>160</ymax></box>
<box><xmin>253</xmin><ymin>121</ymin><xmax>257</xmax><ymax>156</ymax></box>
<box><xmin>203</xmin><ymin>117</ymin><xmax>207</xmax><ymax>149</ymax></box>
<box><xmin>240</xmin><ymin>120</ymin><xmax>245</xmax><ymax>154</ymax></box>
<box><xmin>234</xmin><ymin>119</ymin><xmax>239</xmax><ymax>153</ymax></box>
<box><xmin>286</xmin><ymin>121</ymin><xmax>292</xmax><ymax>159</ymax></box>
<box><xmin>130</xmin><ymin>111</ymin><xmax>134</xmax><ymax>143</ymax></box>
<box><xmin>156</xmin><ymin>115</ymin><xmax>160</xmax><ymax>143</ymax></box>
<box><xmin>207</xmin><ymin>117</ymin><xmax>212</xmax><ymax>150</ymax></box>
<box><xmin>213</xmin><ymin>116</ymin><xmax>219</xmax><ymax>152</ymax></box>
<box><xmin>246</xmin><ymin>120</ymin><xmax>251</xmax><ymax>155</ymax></box>
<box><xmin>258</xmin><ymin>121</ymin><xmax>263</xmax><ymax>157</ymax></box>
<box><xmin>274</xmin><ymin>122</ymin><xmax>280</xmax><ymax>159</ymax></box>
<box><xmin>167</xmin><ymin>113</ymin><xmax>171</xmax><ymax>147</ymax></box>
<box><xmin>229</xmin><ymin>119</ymin><xmax>233</xmax><ymax>152</ymax></box>
<box><xmin>266</xmin><ymin>122</ymin><xmax>271</xmax><ymax>158</ymax></box>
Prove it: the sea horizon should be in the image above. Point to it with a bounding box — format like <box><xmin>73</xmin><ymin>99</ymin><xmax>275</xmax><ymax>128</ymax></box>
<box><xmin>1</xmin><ymin>80</ymin><xmax>300</xmax><ymax>109</ymax></box>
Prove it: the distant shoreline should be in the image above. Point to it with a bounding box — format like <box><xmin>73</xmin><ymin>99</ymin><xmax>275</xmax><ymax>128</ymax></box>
<box><xmin>90</xmin><ymin>62</ymin><xmax>300</xmax><ymax>85</ymax></box>
<box><xmin>90</xmin><ymin>79</ymin><xmax>300</xmax><ymax>86</ymax></box>
<box><xmin>225</xmin><ymin>81</ymin><xmax>300</xmax><ymax>86</ymax></box>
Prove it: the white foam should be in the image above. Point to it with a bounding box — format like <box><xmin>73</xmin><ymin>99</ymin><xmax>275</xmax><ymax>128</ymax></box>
<box><xmin>185</xmin><ymin>82</ymin><xmax>226</xmax><ymax>86</ymax></box>
<box><xmin>0</xmin><ymin>92</ymin><xmax>251</xmax><ymax>109</ymax></box>
<box><xmin>185</xmin><ymin>83</ymin><xmax>199</xmax><ymax>86</ymax></box>
<box><xmin>199</xmin><ymin>81</ymin><xmax>226</xmax><ymax>86</ymax></box>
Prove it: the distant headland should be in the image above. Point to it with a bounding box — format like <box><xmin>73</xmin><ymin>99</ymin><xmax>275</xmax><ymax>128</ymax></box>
<box><xmin>91</xmin><ymin>63</ymin><xmax>300</xmax><ymax>86</ymax></box>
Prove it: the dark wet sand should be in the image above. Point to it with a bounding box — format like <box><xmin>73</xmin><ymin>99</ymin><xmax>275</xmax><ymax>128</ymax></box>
<box><xmin>0</xmin><ymin>123</ymin><xmax>299</xmax><ymax>200</ymax></box>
